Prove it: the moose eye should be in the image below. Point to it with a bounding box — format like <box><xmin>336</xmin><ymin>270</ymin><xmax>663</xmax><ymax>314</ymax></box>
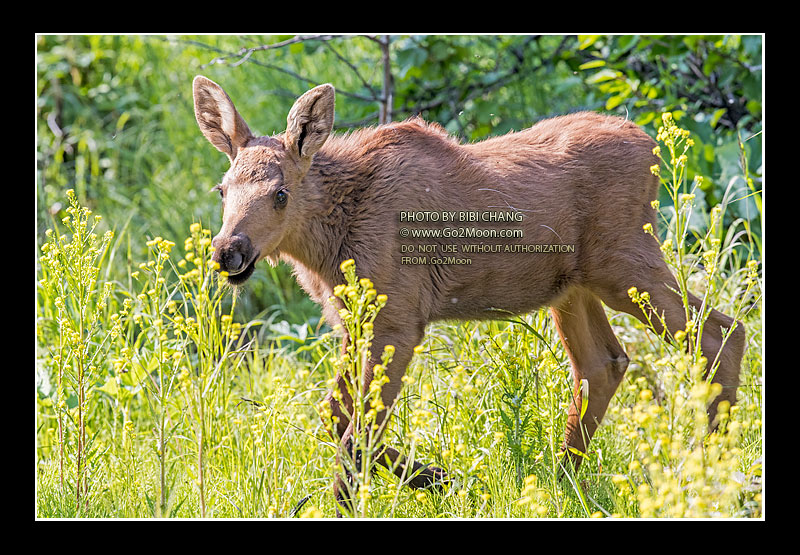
<box><xmin>275</xmin><ymin>189</ymin><xmax>288</xmax><ymax>209</ymax></box>
<box><xmin>212</xmin><ymin>184</ymin><xmax>223</xmax><ymax>199</ymax></box>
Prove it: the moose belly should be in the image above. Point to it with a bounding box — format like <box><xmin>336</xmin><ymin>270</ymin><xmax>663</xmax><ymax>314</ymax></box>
<box><xmin>424</xmin><ymin>247</ymin><xmax>579</xmax><ymax>321</ymax></box>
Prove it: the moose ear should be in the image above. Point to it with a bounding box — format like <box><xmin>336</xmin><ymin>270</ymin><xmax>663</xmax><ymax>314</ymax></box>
<box><xmin>285</xmin><ymin>84</ymin><xmax>335</xmax><ymax>160</ymax></box>
<box><xmin>193</xmin><ymin>75</ymin><xmax>253</xmax><ymax>162</ymax></box>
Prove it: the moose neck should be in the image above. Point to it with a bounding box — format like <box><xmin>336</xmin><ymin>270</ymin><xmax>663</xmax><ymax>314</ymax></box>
<box><xmin>277</xmin><ymin>141</ymin><xmax>370</xmax><ymax>292</ymax></box>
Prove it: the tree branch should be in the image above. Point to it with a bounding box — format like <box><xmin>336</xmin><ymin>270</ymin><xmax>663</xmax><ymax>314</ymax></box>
<box><xmin>319</xmin><ymin>39</ymin><xmax>380</xmax><ymax>102</ymax></box>
<box><xmin>183</xmin><ymin>36</ymin><xmax>379</xmax><ymax>104</ymax></box>
<box><xmin>379</xmin><ymin>35</ymin><xmax>393</xmax><ymax>124</ymax></box>
<box><xmin>204</xmin><ymin>34</ymin><xmax>343</xmax><ymax>67</ymax></box>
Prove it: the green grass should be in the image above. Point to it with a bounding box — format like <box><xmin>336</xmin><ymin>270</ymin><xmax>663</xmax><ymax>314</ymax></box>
<box><xmin>35</xmin><ymin>164</ymin><xmax>763</xmax><ymax>518</ymax></box>
<box><xmin>36</xmin><ymin>36</ymin><xmax>762</xmax><ymax>519</ymax></box>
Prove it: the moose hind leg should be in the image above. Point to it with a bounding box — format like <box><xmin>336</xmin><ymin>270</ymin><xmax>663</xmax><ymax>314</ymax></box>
<box><xmin>596</xmin><ymin>259</ymin><xmax>746</xmax><ymax>427</ymax></box>
<box><xmin>550</xmin><ymin>287</ymin><xmax>630</xmax><ymax>466</ymax></box>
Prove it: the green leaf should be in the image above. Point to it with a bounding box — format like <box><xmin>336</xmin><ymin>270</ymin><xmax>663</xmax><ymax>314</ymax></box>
<box><xmin>120</xmin><ymin>355</ymin><xmax>155</xmax><ymax>388</ymax></box>
<box><xmin>585</xmin><ymin>68</ymin><xmax>621</xmax><ymax>85</ymax></box>
<box><xmin>491</xmin><ymin>313</ymin><xmax>561</xmax><ymax>362</ymax></box>
<box><xmin>710</xmin><ymin>108</ymin><xmax>727</xmax><ymax>128</ymax></box>
<box><xmin>395</xmin><ymin>46</ymin><xmax>427</xmax><ymax>79</ymax></box>
<box><xmin>605</xmin><ymin>94</ymin><xmax>625</xmax><ymax>111</ymax></box>
<box><xmin>96</xmin><ymin>376</ymin><xmax>119</xmax><ymax>397</ymax></box>
<box><xmin>568</xmin><ymin>446</ymin><xmax>588</xmax><ymax>459</ymax></box>
<box><xmin>578</xmin><ymin>35</ymin><xmax>602</xmax><ymax>50</ymax></box>
<box><xmin>578</xmin><ymin>59</ymin><xmax>606</xmax><ymax>70</ymax></box>
<box><xmin>499</xmin><ymin>408</ymin><xmax>513</xmax><ymax>429</ymax></box>
<box><xmin>615</xmin><ymin>34</ymin><xmax>640</xmax><ymax>54</ymax></box>
<box><xmin>115</xmin><ymin>111</ymin><xmax>130</xmax><ymax>132</ymax></box>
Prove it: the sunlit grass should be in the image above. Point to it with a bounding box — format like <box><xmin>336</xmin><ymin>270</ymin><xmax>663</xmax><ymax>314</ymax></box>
<box><xmin>36</xmin><ymin>112</ymin><xmax>762</xmax><ymax>518</ymax></box>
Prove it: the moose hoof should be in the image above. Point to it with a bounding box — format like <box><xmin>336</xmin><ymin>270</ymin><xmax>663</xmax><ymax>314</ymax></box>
<box><xmin>407</xmin><ymin>465</ymin><xmax>449</xmax><ymax>491</ymax></box>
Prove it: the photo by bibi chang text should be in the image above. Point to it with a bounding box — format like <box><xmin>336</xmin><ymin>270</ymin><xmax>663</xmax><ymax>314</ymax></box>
<box><xmin>399</xmin><ymin>210</ymin><xmax>524</xmax><ymax>223</ymax></box>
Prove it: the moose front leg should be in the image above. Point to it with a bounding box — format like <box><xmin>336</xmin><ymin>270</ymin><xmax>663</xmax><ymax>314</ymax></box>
<box><xmin>329</xmin><ymin>320</ymin><xmax>446</xmax><ymax>515</ymax></box>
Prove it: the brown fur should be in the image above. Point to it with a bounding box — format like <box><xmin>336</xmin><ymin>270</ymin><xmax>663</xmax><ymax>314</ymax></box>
<box><xmin>193</xmin><ymin>76</ymin><xmax>746</xmax><ymax>510</ymax></box>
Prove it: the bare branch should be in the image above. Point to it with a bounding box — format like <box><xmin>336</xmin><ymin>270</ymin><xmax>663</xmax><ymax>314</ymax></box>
<box><xmin>320</xmin><ymin>40</ymin><xmax>379</xmax><ymax>101</ymax></box>
<box><xmin>205</xmin><ymin>34</ymin><xmax>344</xmax><ymax>67</ymax></box>
<box><xmin>180</xmin><ymin>36</ymin><xmax>377</xmax><ymax>103</ymax></box>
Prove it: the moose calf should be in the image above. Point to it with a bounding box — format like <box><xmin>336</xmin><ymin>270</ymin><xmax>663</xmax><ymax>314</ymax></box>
<box><xmin>193</xmin><ymin>76</ymin><xmax>746</xmax><ymax>512</ymax></box>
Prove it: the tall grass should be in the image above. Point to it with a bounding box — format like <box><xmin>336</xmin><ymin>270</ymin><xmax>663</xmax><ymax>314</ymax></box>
<box><xmin>36</xmin><ymin>35</ymin><xmax>321</xmax><ymax>326</ymax></box>
<box><xmin>37</xmin><ymin>190</ymin><xmax>115</xmax><ymax>513</ymax></box>
<box><xmin>36</xmin><ymin>35</ymin><xmax>763</xmax><ymax>518</ymax></box>
<box><xmin>36</xmin><ymin>112</ymin><xmax>762</xmax><ymax>518</ymax></box>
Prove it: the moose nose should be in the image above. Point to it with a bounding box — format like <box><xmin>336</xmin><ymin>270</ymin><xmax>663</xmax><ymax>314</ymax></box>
<box><xmin>211</xmin><ymin>233</ymin><xmax>253</xmax><ymax>275</ymax></box>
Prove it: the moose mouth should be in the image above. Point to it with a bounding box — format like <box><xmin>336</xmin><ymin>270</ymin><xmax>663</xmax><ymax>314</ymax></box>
<box><xmin>225</xmin><ymin>251</ymin><xmax>259</xmax><ymax>285</ymax></box>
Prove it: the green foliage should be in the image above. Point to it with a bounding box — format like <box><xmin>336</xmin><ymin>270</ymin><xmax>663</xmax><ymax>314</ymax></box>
<box><xmin>613</xmin><ymin>116</ymin><xmax>762</xmax><ymax>518</ymax></box>
<box><xmin>36</xmin><ymin>35</ymin><xmax>320</xmax><ymax>324</ymax></box>
<box><xmin>37</xmin><ymin>190</ymin><xmax>117</xmax><ymax>514</ymax></box>
<box><xmin>566</xmin><ymin>35</ymin><xmax>763</xmax><ymax>237</ymax></box>
<box><xmin>391</xmin><ymin>35</ymin><xmax>587</xmax><ymax>139</ymax></box>
<box><xmin>568</xmin><ymin>35</ymin><xmax>762</xmax><ymax>131</ymax></box>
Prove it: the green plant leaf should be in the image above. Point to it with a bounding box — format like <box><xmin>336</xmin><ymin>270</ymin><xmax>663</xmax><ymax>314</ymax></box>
<box><xmin>578</xmin><ymin>59</ymin><xmax>606</xmax><ymax>70</ymax></box>
<box><xmin>585</xmin><ymin>68</ymin><xmax>621</xmax><ymax>85</ymax></box>
<box><xmin>568</xmin><ymin>446</ymin><xmax>588</xmax><ymax>459</ymax></box>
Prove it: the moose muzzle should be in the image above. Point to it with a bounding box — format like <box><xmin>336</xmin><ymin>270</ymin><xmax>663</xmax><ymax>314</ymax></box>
<box><xmin>211</xmin><ymin>232</ymin><xmax>258</xmax><ymax>285</ymax></box>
